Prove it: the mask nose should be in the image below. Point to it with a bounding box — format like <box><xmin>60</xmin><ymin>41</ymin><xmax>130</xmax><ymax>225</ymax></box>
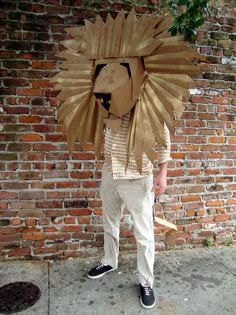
<box><xmin>94</xmin><ymin>93</ymin><xmax>111</xmax><ymax>111</ymax></box>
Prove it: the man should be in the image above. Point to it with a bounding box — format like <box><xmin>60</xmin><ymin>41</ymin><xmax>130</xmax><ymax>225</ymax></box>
<box><xmin>87</xmin><ymin>112</ymin><xmax>171</xmax><ymax>309</ymax></box>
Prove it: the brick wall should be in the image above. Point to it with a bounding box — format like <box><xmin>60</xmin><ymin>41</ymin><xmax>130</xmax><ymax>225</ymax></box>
<box><xmin>0</xmin><ymin>0</ymin><xmax>235</xmax><ymax>260</ymax></box>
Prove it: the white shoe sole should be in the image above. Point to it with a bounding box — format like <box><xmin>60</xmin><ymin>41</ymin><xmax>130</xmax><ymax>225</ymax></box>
<box><xmin>140</xmin><ymin>297</ymin><xmax>156</xmax><ymax>309</ymax></box>
<box><xmin>87</xmin><ymin>268</ymin><xmax>116</xmax><ymax>279</ymax></box>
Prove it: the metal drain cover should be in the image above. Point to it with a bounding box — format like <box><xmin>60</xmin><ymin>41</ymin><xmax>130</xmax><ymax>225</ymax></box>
<box><xmin>0</xmin><ymin>282</ymin><xmax>41</xmax><ymax>314</ymax></box>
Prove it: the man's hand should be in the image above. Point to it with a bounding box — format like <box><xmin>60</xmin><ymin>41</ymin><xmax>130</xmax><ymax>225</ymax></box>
<box><xmin>152</xmin><ymin>162</ymin><xmax>168</xmax><ymax>197</ymax></box>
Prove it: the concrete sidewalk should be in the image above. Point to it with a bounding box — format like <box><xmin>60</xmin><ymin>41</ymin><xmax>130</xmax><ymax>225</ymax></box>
<box><xmin>0</xmin><ymin>246</ymin><xmax>236</xmax><ymax>315</ymax></box>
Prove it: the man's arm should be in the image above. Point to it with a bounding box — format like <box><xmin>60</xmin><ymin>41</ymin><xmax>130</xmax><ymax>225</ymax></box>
<box><xmin>152</xmin><ymin>161</ymin><xmax>168</xmax><ymax>196</ymax></box>
<box><xmin>152</xmin><ymin>124</ymin><xmax>171</xmax><ymax>196</ymax></box>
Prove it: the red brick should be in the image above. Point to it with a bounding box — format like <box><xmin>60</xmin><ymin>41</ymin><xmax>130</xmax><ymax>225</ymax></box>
<box><xmin>18</xmin><ymin>88</ymin><xmax>43</xmax><ymax>96</ymax></box>
<box><xmin>184</xmin><ymin>224</ymin><xmax>202</xmax><ymax>232</ymax></box>
<box><xmin>0</xmin><ymin>202</ymin><xmax>8</xmax><ymax>210</ymax></box>
<box><xmin>198</xmin><ymin>231</ymin><xmax>214</xmax><ymax>238</ymax></box>
<box><xmin>208</xmin><ymin>137</ymin><xmax>226</xmax><ymax>143</ymax></box>
<box><xmin>196</xmin><ymin>209</ymin><xmax>206</xmax><ymax>216</ymax></box>
<box><xmin>19</xmin><ymin>134</ymin><xmax>44</xmax><ymax>142</ymax></box>
<box><xmin>70</xmin><ymin>209</ymin><xmax>92</xmax><ymax>216</ymax></box>
<box><xmin>71</xmin><ymin>171</ymin><xmax>93</xmax><ymax>179</ymax></box>
<box><xmin>11</xmin><ymin>201</ymin><xmax>36</xmax><ymax>210</ymax></box>
<box><xmin>18</xmin><ymin>210</ymin><xmax>44</xmax><ymax>218</ymax></box>
<box><xmin>32</xmin><ymin>62</ymin><xmax>56</xmax><ymax>69</ymax></box>
<box><xmin>22</xmin><ymin>232</ymin><xmax>46</xmax><ymax>241</ymax></box>
<box><xmin>0</xmin><ymin>227</ymin><xmax>17</xmax><ymax>235</ymax></box>
<box><xmin>64</xmin><ymin>217</ymin><xmax>76</xmax><ymax>224</ymax></box>
<box><xmin>46</xmin><ymin>233</ymin><xmax>71</xmax><ymax>241</ymax></box>
<box><xmin>82</xmin><ymin>181</ymin><xmax>99</xmax><ymax>189</ymax></box>
<box><xmin>212</xmin><ymin>97</ymin><xmax>231</xmax><ymax>105</ymax></box>
<box><xmin>38</xmin><ymin>218</ymin><xmax>50</xmax><ymax>225</ymax></box>
<box><xmin>34</xmin><ymin>247</ymin><xmax>57</xmax><ymax>255</ymax></box>
<box><xmin>206</xmin><ymin>200</ymin><xmax>225</xmax><ymax>207</ymax></box>
<box><xmin>79</xmin><ymin>217</ymin><xmax>90</xmax><ymax>224</ymax></box>
<box><xmin>11</xmin><ymin>218</ymin><xmax>22</xmax><ymax>226</ymax></box>
<box><xmin>0</xmin><ymin>234</ymin><xmax>20</xmax><ymax>242</ymax></box>
<box><xmin>45</xmin><ymin>210</ymin><xmax>66</xmax><ymax>217</ymax></box>
<box><xmin>181</xmin><ymin>195</ymin><xmax>201</xmax><ymax>203</ymax></box>
<box><xmin>186</xmin><ymin>210</ymin><xmax>195</xmax><ymax>217</ymax></box>
<box><xmin>0</xmin><ymin>192</ymin><xmax>18</xmax><ymax>200</ymax></box>
<box><xmin>25</xmin><ymin>218</ymin><xmax>37</xmax><ymax>226</ymax></box>
<box><xmin>8</xmin><ymin>248</ymin><xmax>31</xmax><ymax>257</ymax></box>
<box><xmin>43</xmin><ymin>227</ymin><xmax>57</xmax><ymax>232</ymax></box>
<box><xmin>214</xmin><ymin>214</ymin><xmax>231</xmax><ymax>222</ymax></box>
<box><xmin>227</xmin><ymin>199</ymin><xmax>236</xmax><ymax>205</ymax></box>
<box><xmin>19</xmin><ymin>116</ymin><xmax>43</xmax><ymax>124</ymax></box>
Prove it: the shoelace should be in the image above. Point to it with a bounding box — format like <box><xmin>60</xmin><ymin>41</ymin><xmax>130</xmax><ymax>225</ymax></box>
<box><xmin>143</xmin><ymin>284</ymin><xmax>151</xmax><ymax>296</ymax></box>
<box><xmin>96</xmin><ymin>263</ymin><xmax>105</xmax><ymax>270</ymax></box>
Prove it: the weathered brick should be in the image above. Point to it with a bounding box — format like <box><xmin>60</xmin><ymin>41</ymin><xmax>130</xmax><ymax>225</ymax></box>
<box><xmin>23</xmin><ymin>232</ymin><xmax>46</xmax><ymax>241</ymax></box>
<box><xmin>18</xmin><ymin>88</ymin><xmax>43</xmax><ymax>96</ymax></box>
<box><xmin>214</xmin><ymin>214</ymin><xmax>231</xmax><ymax>222</ymax></box>
<box><xmin>70</xmin><ymin>209</ymin><xmax>92</xmax><ymax>216</ymax></box>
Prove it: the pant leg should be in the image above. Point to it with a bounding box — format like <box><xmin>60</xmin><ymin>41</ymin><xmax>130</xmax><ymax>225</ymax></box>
<box><xmin>117</xmin><ymin>175</ymin><xmax>155</xmax><ymax>288</ymax></box>
<box><xmin>100</xmin><ymin>167</ymin><xmax>124</xmax><ymax>268</ymax></box>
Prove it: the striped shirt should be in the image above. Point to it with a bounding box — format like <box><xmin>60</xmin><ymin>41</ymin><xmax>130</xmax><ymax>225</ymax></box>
<box><xmin>104</xmin><ymin>112</ymin><xmax>172</xmax><ymax>179</ymax></box>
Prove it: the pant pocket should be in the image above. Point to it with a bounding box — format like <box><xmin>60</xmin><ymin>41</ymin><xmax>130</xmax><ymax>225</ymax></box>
<box><xmin>143</xmin><ymin>175</ymin><xmax>153</xmax><ymax>192</ymax></box>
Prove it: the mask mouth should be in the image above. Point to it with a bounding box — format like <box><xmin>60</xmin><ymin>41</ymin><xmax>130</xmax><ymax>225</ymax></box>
<box><xmin>94</xmin><ymin>93</ymin><xmax>111</xmax><ymax>111</ymax></box>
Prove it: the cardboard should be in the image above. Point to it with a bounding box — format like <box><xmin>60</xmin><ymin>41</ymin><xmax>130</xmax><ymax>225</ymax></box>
<box><xmin>51</xmin><ymin>10</ymin><xmax>201</xmax><ymax>231</ymax></box>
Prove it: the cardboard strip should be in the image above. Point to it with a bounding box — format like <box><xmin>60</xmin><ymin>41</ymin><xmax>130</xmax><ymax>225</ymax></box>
<box><xmin>84</xmin><ymin>19</ymin><xmax>94</xmax><ymax>56</ymax></box>
<box><xmin>92</xmin><ymin>15</ymin><xmax>103</xmax><ymax>58</ymax></box>
<box><xmin>155</xmin><ymin>217</ymin><xmax>177</xmax><ymax>230</ymax></box>
<box><xmin>145</xmin><ymin>62</ymin><xmax>200</xmax><ymax>75</ymax></box>
<box><xmin>133</xmin><ymin>99</ymin><xmax>143</xmax><ymax>174</ymax></box>
<box><xmin>159</xmin><ymin>73</ymin><xmax>195</xmax><ymax>89</ymax></box>
<box><xmin>127</xmin><ymin>14</ymin><xmax>138</xmax><ymax>56</ymax></box>
<box><xmin>66</xmin><ymin>98</ymin><xmax>89</xmax><ymax>148</ymax></box>
<box><xmin>65</xmin><ymin>26</ymin><xmax>86</xmax><ymax>39</ymax></box>
<box><xmin>140</xmin><ymin>15</ymin><xmax>163</xmax><ymax>42</ymax></box>
<box><xmin>128</xmin><ymin>14</ymin><xmax>152</xmax><ymax>54</ymax></box>
<box><xmin>98</xmin><ymin>17</ymin><xmax>106</xmax><ymax>57</ymax></box>
<box><xmin>57</xmin><ymin>86</ymin><xmax>90</xmax><ymax>101</ymax></box>
<box><xmin>58</xmin><ymin>92</ymin><xmax>90</xmax><ymax>125</ymax></box>
<box><xmin>120</xmin><ymin>8</ymin><xmax>136</xmax><ymax>56</ymax></box>
<box><xmin>150</xmin><ymin>74</ymin><xmax>190</xmax><ymax>101</ymax></box>
<box><xmin>154</xmin><ymin>16</ymin><xmax>173</xmax><ymax>36</ymax></box>
<box><xmin>105</xmin><ymin>14</ymin><xmax>114</xmax><ymax>58</ymax></box>
<box><xmin>145</xmin><ymin>78</ymin><xmax>175</xmax><ymax>134</ymax></box>
<box><xmin>137</xmin><ymin>38</ymin><xmax>163</xmax><ymax>57</ymax></box>
<box><xmin>145</xmin><ymin>52</ymin><xmax>200</xmax><ymax>64</ymax></box>
<box><xmin>112</xmin><ymin>10</ymin><xmax>125</xmax><ymax>57</ymax></box>
<box><xmin>140</xmin><ymin>99</ymin><xmax>155</xmax><ymax>163</ymax></box>
<box><xmin>61</xmin><ymin>39</ymin><xmax>81</xmax><ymax>51</ymax></box>
<box><xmin>148</xmin><ymin>76</ymin><xmax>186</xmax><ymax>122</ymax></box>
<box><xmin>141</xmin><ymin>90</ymin><xmax>167</xmax><ymax>146</ymax></box>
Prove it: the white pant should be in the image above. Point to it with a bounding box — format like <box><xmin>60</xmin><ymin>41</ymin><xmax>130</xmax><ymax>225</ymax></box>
<box><xmin>100</xmin><ymin>167</ymin><xmax>155</xmax><ymax>288</ymax></box>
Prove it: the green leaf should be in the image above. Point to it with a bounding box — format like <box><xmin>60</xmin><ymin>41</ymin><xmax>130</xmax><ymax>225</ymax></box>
<box><xmin>177</xmin><ymin>0</ymin><xmax>190</xmax><ymax>5</ymax></box>
<box><xmin>168</xmin><ymin>25</ymin><xmax>178</xmax><ymax>36</ymax></box>
<box><xmin>194</xmin><ymin>17</ymin><xmax>205</xmax><ymax>27</ymax></box>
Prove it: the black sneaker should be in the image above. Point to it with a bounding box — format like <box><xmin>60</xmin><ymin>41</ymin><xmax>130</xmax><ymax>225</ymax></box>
<box><xmin>87</xmin><ymin>262</ymin><xmax>115</xmax><ymax>279</ymax></box>
<box><xmin>140</xmin><ymin>284</ymin><xmax>156</xmax><ymax>309</ymax></box>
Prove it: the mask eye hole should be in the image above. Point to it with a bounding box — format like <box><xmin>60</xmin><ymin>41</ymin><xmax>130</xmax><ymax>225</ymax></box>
<box><xmin>94</xmin><ymin>93</ymin><xmax>111</xmax><ymax>111</ymax></box>
<box><xmin>94</xmin><ymin>64</ymin><xmax>106</xmax><ymax>79</ymax></box>
<box><xmin>120</xmin><ymin>63</ymin><xmax>131</xmax><ymax>78</ymax></box>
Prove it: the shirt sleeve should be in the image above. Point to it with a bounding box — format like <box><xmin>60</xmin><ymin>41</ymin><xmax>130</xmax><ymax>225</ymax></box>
<box><xmin>156</xmin><ymin>124</ymin><xmax>172</xmax><ymax>165</ymax></box>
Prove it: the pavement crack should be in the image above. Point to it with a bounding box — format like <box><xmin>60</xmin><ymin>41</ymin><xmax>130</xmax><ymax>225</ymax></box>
<box><xmin>48</xmin><ymin>261</ymin><xmax>50</xmax><ymax>315</ymax></box>
<box><xmin>205</xmin><ymin>247</ymin><xmax>236</xmax><ymax>278</ymax></box>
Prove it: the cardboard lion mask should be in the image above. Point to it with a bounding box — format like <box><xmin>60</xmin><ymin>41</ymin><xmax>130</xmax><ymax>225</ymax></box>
<box><xmin>51</xmin><ymin>9</ymin><xmax>200</xmax><ymax>172</ymax></box>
